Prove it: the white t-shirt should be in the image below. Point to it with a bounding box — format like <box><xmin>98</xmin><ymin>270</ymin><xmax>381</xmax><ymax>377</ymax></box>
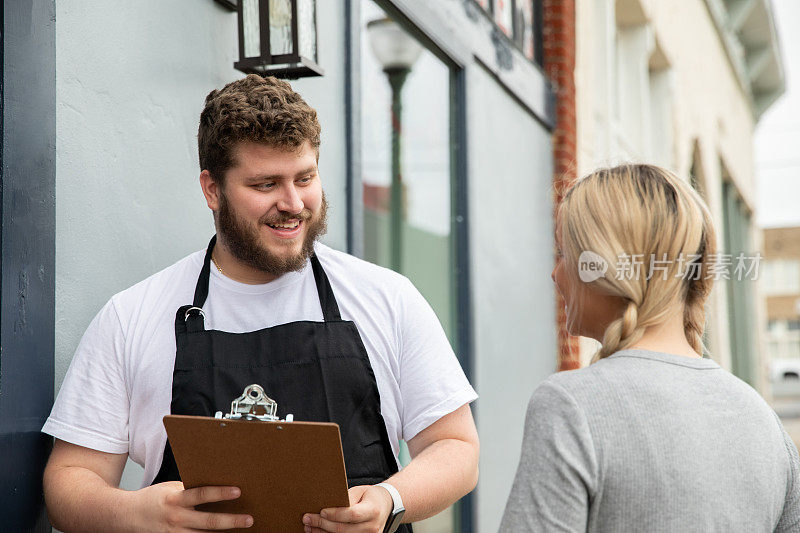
<box><xmin>43</xmin><ymin>242</ymin><xmax>477</xmax><ymax>487</ymax></box>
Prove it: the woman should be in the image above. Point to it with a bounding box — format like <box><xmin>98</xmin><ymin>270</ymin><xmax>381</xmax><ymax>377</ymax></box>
<box><xmin>500</xmin><ymin>164</ymin><xmax>799</xmax><ymax>532</ymax></box>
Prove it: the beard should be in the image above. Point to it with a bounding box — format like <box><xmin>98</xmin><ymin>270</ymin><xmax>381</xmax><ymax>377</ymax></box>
<box><xmin>217</xmin><ymin>190</ymin><xmax>328</xmax><ymax>276</ymax></box>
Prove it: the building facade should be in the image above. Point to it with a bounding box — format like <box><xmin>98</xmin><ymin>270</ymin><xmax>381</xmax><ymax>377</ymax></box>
<box><xmin>763</xmin><ymin>226</ymin><xmax>800</xmax><ymax>448</ymax></box>
<box><xmin>572</xmin><ymin>0</ymin><xmax>784</xmax><ymax>390</ymax></box>
<box><xmin>764</xmin><ymin>226</ymin><xmax>800</xmax><ymax>365</ymax></box>
<box><xmin>3</xmin><ymin>1</ymin><xmax>558</xmax><ymax>531</ymax></box>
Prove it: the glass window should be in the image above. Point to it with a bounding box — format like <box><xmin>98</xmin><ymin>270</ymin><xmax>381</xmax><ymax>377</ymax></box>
<box><xmin>269</xmin><ymin>0</ymin><xmax>293</xmax><ymax>55</ymax></box>
<box><xmin>512</xmin><ymin>0</ymin><xmax>536</xmax><ymax>61</ymax></box>
<box><xmin>789</xmin><ymin>339</ymin><xmax>800</xmax><ymax>359</ymax></box>
<box><xmin>722</xmin><ymin>179</ymin><xmax>757</xmax><ymax>385</ymax></box>
<box><xmin>764</xmin><ymin>259</ymin><xmax>800</xmax><ymax>295</ymax></box>
<box><xmin>242</xmin><ymin>0</ymin><xmax>262</xmax><ymax>58</ymax></box>
<box><xmin>470</xmin><ymin>0</ymin><xmax>541</xmax><ymax>64</ymax></box>
<box><xmin>768</xmin><ymin>340</ymin><xmax>781</xmax><ymax>358</ymax></box>
<box><xmin>494</xmin><ymin>0</ymin><xmax>513</xmax><ymax>36</ymax></box>
<box><xmin>362</xmin><ymin>1</ymin><xmax>454</xmax><ymax>341</ymax></box>
<box><xmin>361</xmin><ymin>3</ymin><xmax>458</xmax><ymax>530</ymax></box>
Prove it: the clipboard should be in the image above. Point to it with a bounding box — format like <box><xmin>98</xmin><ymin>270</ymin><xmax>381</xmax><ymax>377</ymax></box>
<box><xmin>163</xmin><ymin>385</ymin><xmax>350</xmax><ymax>532</ymax></box>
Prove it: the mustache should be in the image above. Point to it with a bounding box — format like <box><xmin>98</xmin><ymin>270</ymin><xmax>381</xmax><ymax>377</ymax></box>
<box><xmin>260</xmin><ymin>208</ymin><xmax>313</xmax><ymax>226</ymax></box>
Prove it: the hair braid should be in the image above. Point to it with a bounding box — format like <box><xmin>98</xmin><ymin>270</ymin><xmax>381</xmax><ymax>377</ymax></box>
<box><xmin>682</xmin><ymin>206</ymin><xmax>716</xmax><ymax>356</ymax></box>
<box><xmin>683</xmin><ymin>263</ymin><xmax>714</xmax><ymax>355</ymax></box>
<box><xmin>683</xmin><ymin>289</ymin><xmax>707</xmax><ymax>354</ymax></box>
<box><xmin>560</xmin><ymin>164</ymin><xmax>719</xmax><ymax>364</ymax></box>
<box><xmin>596</xmin><ymin>300</ymin><xmax>646</xmax><ymax>361</ymax></box>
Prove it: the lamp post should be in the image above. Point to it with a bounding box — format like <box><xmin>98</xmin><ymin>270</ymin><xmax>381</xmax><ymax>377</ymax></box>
<box><xmin>366</xmin><ymin>18</ymin><xmax>422</xmax><ymax>272</ymax></box>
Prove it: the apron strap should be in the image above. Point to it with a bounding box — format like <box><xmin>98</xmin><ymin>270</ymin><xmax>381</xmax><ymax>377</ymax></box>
<box><xmin>193</xmin><ymin>235</ymin><xmax>216</xmax><ymax>308</ymax></box>
<box><xmin>310</xmin><ymin>254</ymin><xmax>342</xmax><ymax>321</ymax></box>
<box><xmin>174</xmin><ymin>235</ymin><xmax>216</xmax><ymax>333</ymax></box>
<box><xmin>186</xmin><ymin>235</ymin><xmax>342</xmax><ymax>326</ymax></box>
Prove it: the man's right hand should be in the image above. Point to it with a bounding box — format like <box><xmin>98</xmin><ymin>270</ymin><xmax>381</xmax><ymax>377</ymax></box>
<box><xmin>134</xmin><ymin>481</ymin><xmax>254</xmax><ymax>531</ymax></box>
<box><xmin>43</xmin><ymin>439</ymin><xmax>253</xmax><ymax>532</ymax></box>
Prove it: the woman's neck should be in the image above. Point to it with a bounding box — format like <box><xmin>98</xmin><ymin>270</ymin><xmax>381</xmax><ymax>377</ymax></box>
<box><xmin>628</xmin><ymin>310</ymin><xmax>702</xmax><ymax>359</ymax></box>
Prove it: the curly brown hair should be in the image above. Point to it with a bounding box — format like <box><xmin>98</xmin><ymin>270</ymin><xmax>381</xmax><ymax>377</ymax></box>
<box><xmin>198</xmin><ymin>74</ymin><xmax>321</xmax><ymax>184</ymax></box>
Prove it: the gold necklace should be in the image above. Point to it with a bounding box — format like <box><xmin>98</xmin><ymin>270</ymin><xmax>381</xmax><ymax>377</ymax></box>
<box><xmin>211</xmin><ymin>255</ymin><xmax>225</xmax><ymax>276</ymax></box>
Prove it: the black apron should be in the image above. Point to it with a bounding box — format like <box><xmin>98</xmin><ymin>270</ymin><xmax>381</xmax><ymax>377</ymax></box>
<box><xmin>153</xmin><ymin>236</ymin><xmax>411</xmax><ymax>532</ymax></box>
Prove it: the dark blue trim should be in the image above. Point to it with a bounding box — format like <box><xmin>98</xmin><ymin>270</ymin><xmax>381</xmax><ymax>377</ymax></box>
<box><xmin>1</xmin><ymin>1</ymin><xmax>56</xmax><ymax>530</ymax></box>
<box><xmin>452</xmin><ymin>67</ymin><xmax>475</xmax><ymax>533</ymax></box>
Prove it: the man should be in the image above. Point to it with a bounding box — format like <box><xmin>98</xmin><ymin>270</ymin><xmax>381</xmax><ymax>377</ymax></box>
<box><xmin>42</xmin><ymin>75</ymin><xmax>479</xmax><ymax>532</ymax></box>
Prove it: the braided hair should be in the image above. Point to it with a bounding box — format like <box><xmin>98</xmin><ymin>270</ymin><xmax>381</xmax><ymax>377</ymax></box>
<box><xmin>557</xmin><ymin>164</ymin><xmax>717</xmax><ymax>362</ymax></box>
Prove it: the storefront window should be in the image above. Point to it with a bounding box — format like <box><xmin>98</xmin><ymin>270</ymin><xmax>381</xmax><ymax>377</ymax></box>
<box><xmin>471</xmin><ymin>0</ymin><xmax>541</xmax><ymax>64</ymax></box>
<box><xmin>361</xmin><ymin>1</ymin><xmax>454</xmax><ymax>342</ymax></box>
<box><xmin>361</xmin><ymin>1</ymin><xmax>457</xmax><ymax>530</ymax></box>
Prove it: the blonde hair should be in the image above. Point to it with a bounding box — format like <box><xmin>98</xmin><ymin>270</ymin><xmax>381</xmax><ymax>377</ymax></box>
<box><xmin>557</xmin><ymin>164</ymin><xmax>717</xmax><ymax>362</ymax></box>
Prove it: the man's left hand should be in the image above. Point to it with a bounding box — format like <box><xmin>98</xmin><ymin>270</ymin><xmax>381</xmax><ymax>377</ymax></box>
<box><xmin>303</xmin><ymin>484</ymin><xmax>394</xmax><ymax>533</ymax></box>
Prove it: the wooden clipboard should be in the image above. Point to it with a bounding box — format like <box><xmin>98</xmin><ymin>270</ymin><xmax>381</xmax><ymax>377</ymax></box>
<box><xmin>164</xmin><ymin>414</ymin><xmax>350</xmax><ymax>532</ymax></box>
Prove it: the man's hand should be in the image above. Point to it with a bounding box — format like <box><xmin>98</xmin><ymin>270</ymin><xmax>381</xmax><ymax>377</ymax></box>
<box><xmin>133</xmin><ymin>481</ymin><xmax>254</xmax><ymax>532</ymax></box>
<box><xmin>302</xmin><ymin>485</ymin><xmax>393</xmax><ymax>533</ymax></box>
<box><xmin>44</xmin><ymin>440</ymin><xmax>255</xmax><ymax>532</ymax></box>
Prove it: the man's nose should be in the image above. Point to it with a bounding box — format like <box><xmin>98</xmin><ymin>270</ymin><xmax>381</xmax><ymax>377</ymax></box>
<box><xmin>276</xmin><ymin>183</ymin><xmax>304</xmax><ymax>214</ymax></box>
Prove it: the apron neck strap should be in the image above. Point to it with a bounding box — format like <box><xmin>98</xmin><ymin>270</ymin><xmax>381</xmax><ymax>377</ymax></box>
<box><xmin>193</xmin><ymin>235</ymin><xmax>216</xmax><ymax>308</ymax></box>
<box><xmin>192</xmin><ymin>235</ymin><xmax>342</xmax><ymax>322</ymax></box>
<box><xmin>310</xmin><ymin>253</ymin><xmax>342</xmax><ymax>321</ymax></box>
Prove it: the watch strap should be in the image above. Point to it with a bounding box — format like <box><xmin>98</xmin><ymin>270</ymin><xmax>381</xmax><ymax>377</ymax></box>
<box><xmin>376</xmin><ymin>482</ymin><xmax>403</xmax><ymax>510</ymax></box>
<box><xmin>375</xmin><ymin>482</ymin><xmax>405</xmax><ymax>533</ymax></box>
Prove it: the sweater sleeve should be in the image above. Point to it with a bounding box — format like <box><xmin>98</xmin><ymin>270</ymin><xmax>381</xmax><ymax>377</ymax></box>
<box><xmin>499</xmin><ymin>379</ymin><xmax>598</xmax><ymax>532</ymax></box>
<box><xmin>776</xmin><ymin>421</ymin><xmax>800</xmax><ymax>532</ymax></box>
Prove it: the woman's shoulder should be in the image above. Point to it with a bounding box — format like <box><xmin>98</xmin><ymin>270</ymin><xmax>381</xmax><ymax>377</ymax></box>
<box><xmin>525</xmin><ymin>369</ymin><xmax>601</xmax><ymax>422</ymax></box>
<box><xmin>536</xmin><ymin>350</ymin><xmax>780</xmax><ymax>430</ymax></box>
<box><xmin>536</xmin><ymin>359</ymin><xmax>616</xmax><ymax>398</ymax></box>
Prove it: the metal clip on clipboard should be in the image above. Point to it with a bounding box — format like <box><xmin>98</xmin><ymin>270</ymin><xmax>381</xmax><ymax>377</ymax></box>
<box><xmin>214</xmin><ymin>384</ymin><xmax>294</xmax><ymax>423</ymax></box>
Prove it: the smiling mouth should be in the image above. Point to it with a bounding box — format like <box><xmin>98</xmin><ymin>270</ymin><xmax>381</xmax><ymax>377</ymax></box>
<box><xmin>266</xmin><ymin>220</ymin><xmax>301</xmax><ymax>231</ymax></box>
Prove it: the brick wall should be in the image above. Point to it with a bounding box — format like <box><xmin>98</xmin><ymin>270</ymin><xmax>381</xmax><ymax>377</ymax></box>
<box><xmin>543</xmin><ymin>0</ymin><xmax>581</xmax><ymax>370</ymax></box>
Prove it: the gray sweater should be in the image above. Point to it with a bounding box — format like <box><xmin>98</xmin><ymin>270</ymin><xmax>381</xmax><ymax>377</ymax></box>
<box><xmin>500</xmin><ymin>349</ymin><xmax>800</xmax><ymax>532</ymax></box>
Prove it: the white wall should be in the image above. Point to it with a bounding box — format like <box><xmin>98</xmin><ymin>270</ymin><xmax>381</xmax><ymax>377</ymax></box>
<box><xmin>55</xmin><ymin>0</ymin><xmax>348</xmax><ymax>490</ymax></box>
<box><xmin>467</xmin><ymin>64</ymin><xmax>557</xmax><ymax>533</ymax></box>
<box><xmin>575</xmin><ymin>0</ymin><xmax>763</xmax><ymax>377</ymax></box>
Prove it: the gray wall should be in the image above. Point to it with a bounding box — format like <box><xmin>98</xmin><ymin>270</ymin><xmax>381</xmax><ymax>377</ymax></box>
<box><xmin>54</xmin><ymin>0</ymin><xmax>349</xmax><ymax>489</ymax></box>
<box><xmin>467</xmin><ymin>64</ymin><xmax>556</xmax><ymax>532</ymax></box>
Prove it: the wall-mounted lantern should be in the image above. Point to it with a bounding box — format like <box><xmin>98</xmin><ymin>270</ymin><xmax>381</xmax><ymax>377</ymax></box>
<box><xmin>216</xmin><ymin>0</ymin><xmax>323</xmax><ymax>79</ymax></box>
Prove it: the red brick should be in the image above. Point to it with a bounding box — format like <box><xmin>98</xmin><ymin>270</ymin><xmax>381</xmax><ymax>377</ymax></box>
<box><xmin>543</xmin><ymin>0</ymin><xmax>580</xmax><ymax>370</ymax></box>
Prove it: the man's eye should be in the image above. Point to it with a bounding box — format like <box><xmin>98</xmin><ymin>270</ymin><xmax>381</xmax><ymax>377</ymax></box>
<box><xmin>256</xmin><ymin>183</ymin><xmax>275</xmax><ymax>190</ymax></box>
<box><xmin>298</xmin><ymin>175</ymin><xmax>313</xmax><ymax>184</ymax></box>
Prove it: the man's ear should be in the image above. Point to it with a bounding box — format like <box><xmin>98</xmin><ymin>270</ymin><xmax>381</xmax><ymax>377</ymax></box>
<box><xmin>199</xmin><ymin>170</ymin><xmax>221</xmax><ymax>211</ymax></box>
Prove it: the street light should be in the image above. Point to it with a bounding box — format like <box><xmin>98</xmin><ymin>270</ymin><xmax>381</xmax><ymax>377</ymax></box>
<box><xmin>231</xmin><ymin>0</ymin><xmax>324</xmax><ymax>79</ymax></box>
<box><xmin>366</xmin><ymin>18</ymin><xmax>422</xmax><ymax>273</ymax></box>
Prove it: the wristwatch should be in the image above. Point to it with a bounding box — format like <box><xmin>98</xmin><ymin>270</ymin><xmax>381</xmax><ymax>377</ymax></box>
<box><xmin>375</xmin><ymin>482</ymin><xmax>405</xmax><ymax>533</ymax></box>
